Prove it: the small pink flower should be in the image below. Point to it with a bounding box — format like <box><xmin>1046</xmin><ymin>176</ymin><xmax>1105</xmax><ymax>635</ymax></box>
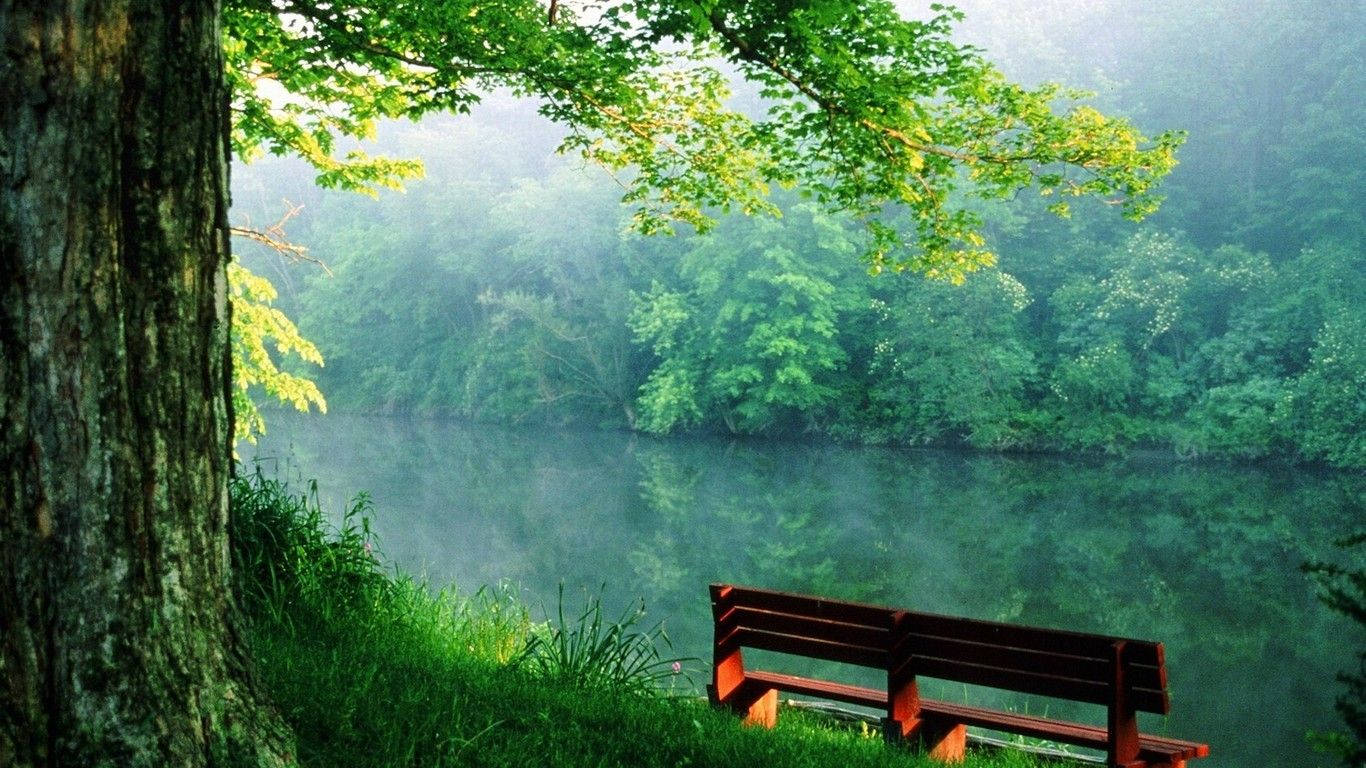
<box><xmin>672</xmin><ymin>661</ymin><xmax>682</xmax><ymax>674</ymax></box>
<box><xmin>363</xmin><ymin>540</ymin><xmax>373</xmax><ymax>554</ymax></box>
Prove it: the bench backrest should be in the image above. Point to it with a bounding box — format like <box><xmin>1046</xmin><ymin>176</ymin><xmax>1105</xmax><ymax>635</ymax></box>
<box><xmin>710</xmin><ymin>584</ymin><xmax>900</xmax><ymax>668</ymax></box>
<box><xmin>711</xmin><ymin>583</ymin><xmax>1170</xmax><ymax>715</ymax></box>
<box><xmin>897</xmin><ymin>610</ymin><xmax>1170</xmax><ymax>714</ymax></box>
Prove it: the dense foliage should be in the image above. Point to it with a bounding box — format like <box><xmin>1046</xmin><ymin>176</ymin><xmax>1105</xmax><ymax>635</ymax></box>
<box><xmin>1303</xmin><ymin>533</ymin><xmax>1366</xmax><ymax>765</ymax></box>
<box><xmin>232</xmin><ymin>0</ymin><xmax>1362</xmax><ymax>467</ymax></box>
<box><xmin>223</xmin><ymin>0</ymin><xmax>1176</xmax><ymax>271</ymax></box>
<box><xmin>229</xmin><ymin>261</ymin><xmax>328</xmax><ymax>443</ymax></box>
<box><xmin>222</xmin><ymin>0</ymin><xmax>1186</xmax><ymax>442</ymax></box>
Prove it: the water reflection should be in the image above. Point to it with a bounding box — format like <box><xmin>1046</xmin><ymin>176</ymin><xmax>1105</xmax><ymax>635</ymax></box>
<box><xmin>251</xmin><ymin>412</ymin><xmax>1362</xmax><ymax>767</ymax></box>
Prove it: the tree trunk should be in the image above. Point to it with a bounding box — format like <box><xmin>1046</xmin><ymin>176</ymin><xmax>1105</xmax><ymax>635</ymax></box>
<box><xmin>0</xmin><ymin>1</ymin><xmax>293</xmax><ymax>765</ymax></box>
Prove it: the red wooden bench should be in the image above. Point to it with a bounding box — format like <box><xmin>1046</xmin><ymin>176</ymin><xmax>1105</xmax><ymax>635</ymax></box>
<box><xmin>708</xmin><ymin>584</ymin><xmax>1209</xmax><ymax>768</ymax></box>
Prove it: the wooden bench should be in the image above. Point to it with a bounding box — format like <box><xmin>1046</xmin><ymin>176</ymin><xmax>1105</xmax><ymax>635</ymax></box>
<box><xmin>707</xmin><ymin>584</ymin><xmax>1209</xmax><ymax>768</ymax></box>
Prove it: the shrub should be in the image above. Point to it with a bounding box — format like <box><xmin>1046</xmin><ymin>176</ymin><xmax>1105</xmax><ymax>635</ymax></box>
<box><xmin>514</xmin><ymin>584</ymin><xmax>693</xmax><ymax>694</ymax></box>
<box><xmin>1303</xmin><ymin>532</ymin><xmax>1366</xmax><ymax>765</ymax></box>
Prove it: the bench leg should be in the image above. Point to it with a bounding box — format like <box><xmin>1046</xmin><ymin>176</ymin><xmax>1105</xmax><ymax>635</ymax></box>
<box><xmin>710</xmin><ymin>680</ymin><xmax>779</xmax><ymax>729</ymax></box>
<box><xmin>739</xmin><ymin>686</ymin><xmax>778</xmax><ymax>729</ymax></box>
<box><xmin>918</xmin><ymin>719</ymin><xmax>967</xmax><ymax>763</ymax></box>
<box><xmin>926</xmin><ymin>723</ymin><xmax>967</xmax><ymax>762</ymax></box>
<box><xmin>885</xmin><ymin>717</ymin><xmax>966</xmax><ymax>763</ymax></box>
<box><xmin>884</xmin><ymin>661</ymin><xmax>966</xmax><ymax>762</ymax></box>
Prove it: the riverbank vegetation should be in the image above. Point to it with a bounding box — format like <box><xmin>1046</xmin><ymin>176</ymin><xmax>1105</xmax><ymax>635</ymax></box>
<box><xmin>1304</xmin><ymin>533</ymin><xmax>1366</xmax><ymax>765</ymax></box>
<box><xmin>234</xmin><ymin>0</ymin><xmax>1364</xmax><ymax>469</ymax></box>
<box><xmin>230</xmin><ymin>471</ymin><xmax>1052</xmax><ymax>767</ymax></box>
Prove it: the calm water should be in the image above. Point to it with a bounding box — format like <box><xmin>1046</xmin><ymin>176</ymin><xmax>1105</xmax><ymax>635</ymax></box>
<box><xmin>250</xmin><ymin>412</ymin><xmax>1363</xmax><ymax>767</ymax></box>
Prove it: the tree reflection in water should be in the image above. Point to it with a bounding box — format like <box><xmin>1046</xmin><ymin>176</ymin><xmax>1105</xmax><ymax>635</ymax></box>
<box><xmin>253</xmin><ymin>413</ymin><xmax>1362</xmax><ymax>767</ymax></box>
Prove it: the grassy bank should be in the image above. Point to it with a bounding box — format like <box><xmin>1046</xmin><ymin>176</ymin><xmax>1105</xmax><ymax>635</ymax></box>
<box><xmin>229</xmin><ymin>472</ymin><xmax>1050</xmax><ymax>768</ymax></box>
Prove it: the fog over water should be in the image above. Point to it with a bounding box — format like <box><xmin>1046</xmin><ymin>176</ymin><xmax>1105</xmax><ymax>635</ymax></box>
<box><xmin>233</xmin><ymin>1</ymin><xmax>1364</xmax><ymax>765</ymax></box>
<box><xmin>251</xmin><ymin>412</ymin><xmax>1361</xmax><ymax>767</ymax></box>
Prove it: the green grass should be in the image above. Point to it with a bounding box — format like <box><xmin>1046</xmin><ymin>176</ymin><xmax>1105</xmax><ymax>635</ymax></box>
<box><xmin>229</xmin><ymin>471</ymin><xmax>1054</xmax><ymax>768</ymax></box>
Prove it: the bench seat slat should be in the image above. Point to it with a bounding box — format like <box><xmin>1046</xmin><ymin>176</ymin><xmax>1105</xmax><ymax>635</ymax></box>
<box><xmin>721</xmin><ymin>606</ymin><xmax>892</xmax><ymax>648</ymax></box>
<box><xmin>920</xmin><ymin>699</ymin><xmax>1210</xmax><ymax>761</ymax></box>
<box><xmin>746</xmin><ymin>670</ymin><xmax>887</xmax><ymax>709</ymax></box>
<box><xmin>724</xmin><ymin>681</ymin><xmax>1205</xmax><ymax>762</ymax></box>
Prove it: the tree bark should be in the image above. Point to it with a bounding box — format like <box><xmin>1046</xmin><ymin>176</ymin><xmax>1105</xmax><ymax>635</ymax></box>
<box><xmin>0</xmin><ymin>1</ymin><xmax>293</xmax><ymax>765</ymax></box>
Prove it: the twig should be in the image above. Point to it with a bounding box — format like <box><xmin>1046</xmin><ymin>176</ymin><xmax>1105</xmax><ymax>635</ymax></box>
<box><xmin>231</xmin><ymin>200</ymin><xmax>333</xmax><ymax>276</ymax></box>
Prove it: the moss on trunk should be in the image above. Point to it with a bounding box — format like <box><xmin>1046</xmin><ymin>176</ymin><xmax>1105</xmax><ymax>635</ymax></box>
<box><xmin>0</xmin><ymin>1</ymin><xmax>293</xmax><ymax>764</ymax></box>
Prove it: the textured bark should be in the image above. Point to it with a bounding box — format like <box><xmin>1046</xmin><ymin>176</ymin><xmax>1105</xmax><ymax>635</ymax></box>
<box><xmin>0</xmin><ymin>1</ymin><xmax>293</xmax><ymax>765</ymax></box>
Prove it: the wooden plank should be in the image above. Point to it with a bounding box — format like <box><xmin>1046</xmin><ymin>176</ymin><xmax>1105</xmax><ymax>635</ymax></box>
<box><xmin>901</xmin><ymin>654</ymin><xmax>1169</xmax><ymax>713</ymax></box>
<box><xmin>920</xmin><ymin>700</ymin><xmax>1207</xmax><ymax>760</ymax></box>
<box><xmin>907</xmin><ymin>654</ymin><xmax>1110</xmax><ymax>705</ymax></box>
<box><xmin>719</xmin><ymin>606</ymin><xmax>893</xmax><ymax>649</ymax></box>
<box><xmin>903</xmin><ymin>611</ymin><xmax>1164</xmax><ymax>667</ymax></box>
<box><xmin>717</xmin><ymin>584</ymin><xmax>1163</xmax><ymax>666</ymax></box>
<box><xmin>717</xmin><ymin>585</ymin><xmax>1165</xmax><ymax>677</ymax></box>
<box><xmin>1139</xmin><ymin>734</ymin><xmax>1210</xmax><ymax>759</ymax></box>
<box><xmin>900</xmin><ymin>633</ymin><xmax>1166</xmax><ymax>694</ymax></box>
<box><xmin>1151</xmin><ymin>641</ymin><xmax>1169</xmax><ymax>693</ymax></box>
<box><xmin>1130</xmin><ymin>662</ymin><xmax>1166</xmax><ymax>699</ymax></box>
<box><xmin>710</xmin><ymin>584</ymin><xmax>735</xmax><ymax>621</ymax></box>
<box><xmin>745</xmin><ymin>670</ymin><xmax>888</xmax><ymax>709</ymax></box>
<box><xmin>1137</xmin><ymin>683</ymin><xmax>1171</xmax><ymax>715</ymax></box>
<box><xmin>713</xmin><ymin>584</ymin><xmax>899</xmax><ymax>628</ymax></box>
<box><xmin>731</xmin><ymin>627</ymin><xmax>888</xmax><ymax>668</ymax></box>
<box><xmin>905</xmin><ymin>632</ymin><xmax>1108</xmax><ymax>680</ymax></box>
<box><xmin>921</xmin><ymin>698</ymin><xmax>1110</xmax><ymax>748</ymax></box>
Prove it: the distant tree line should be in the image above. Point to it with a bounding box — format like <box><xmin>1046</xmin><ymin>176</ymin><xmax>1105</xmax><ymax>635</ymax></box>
<box><xmin>234</xmin><ymin>0</ymin><xmax>1364</xmax><ymax>469</ymax></box>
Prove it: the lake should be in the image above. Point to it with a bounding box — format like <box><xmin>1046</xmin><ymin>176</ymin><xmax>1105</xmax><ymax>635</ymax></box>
<box><xmin>249</xmin><ymin>411</ymin><xmax>1363</xmax><ymax>767</ymax></box>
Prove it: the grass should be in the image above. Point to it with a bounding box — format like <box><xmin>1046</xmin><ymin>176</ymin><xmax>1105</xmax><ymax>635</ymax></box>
<box><xmin>229</xmin><ymin>471</ymin><xmax>1054</xmax><ymax>768</ymax></box>
<box><xmin>513</xmin><ymin>583</ymin><xmax>691</xmax><ymax>695</ymax></box>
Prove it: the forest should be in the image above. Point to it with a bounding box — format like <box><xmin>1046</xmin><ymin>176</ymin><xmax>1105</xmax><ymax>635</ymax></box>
<box><xmin>234</xmin><ymin>0</ymin><xmax>1365</xmax><ymax>468</ymax></box>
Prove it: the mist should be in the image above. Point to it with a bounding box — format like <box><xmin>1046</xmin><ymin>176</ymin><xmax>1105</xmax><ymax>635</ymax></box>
<box><xmin>233</xmin><ymin>2</ymin><xmax>1363</xmax><ymax>766</ymax></box>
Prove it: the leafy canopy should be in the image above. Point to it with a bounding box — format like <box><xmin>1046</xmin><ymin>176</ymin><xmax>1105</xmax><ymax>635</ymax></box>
<box><xmin>229</xmin><ymin>261</ymin><xmax>327</xmax><ymax>443</ymax></box>
<box><xmin>225</xmin><ymin>0</ymin><xmax>1180</xmax><ymax>278</ymax></box>
<box><xmin>222</xmin><ymin>0</ymin><xmax>1180</xmax><ymax>441</ymax></box>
